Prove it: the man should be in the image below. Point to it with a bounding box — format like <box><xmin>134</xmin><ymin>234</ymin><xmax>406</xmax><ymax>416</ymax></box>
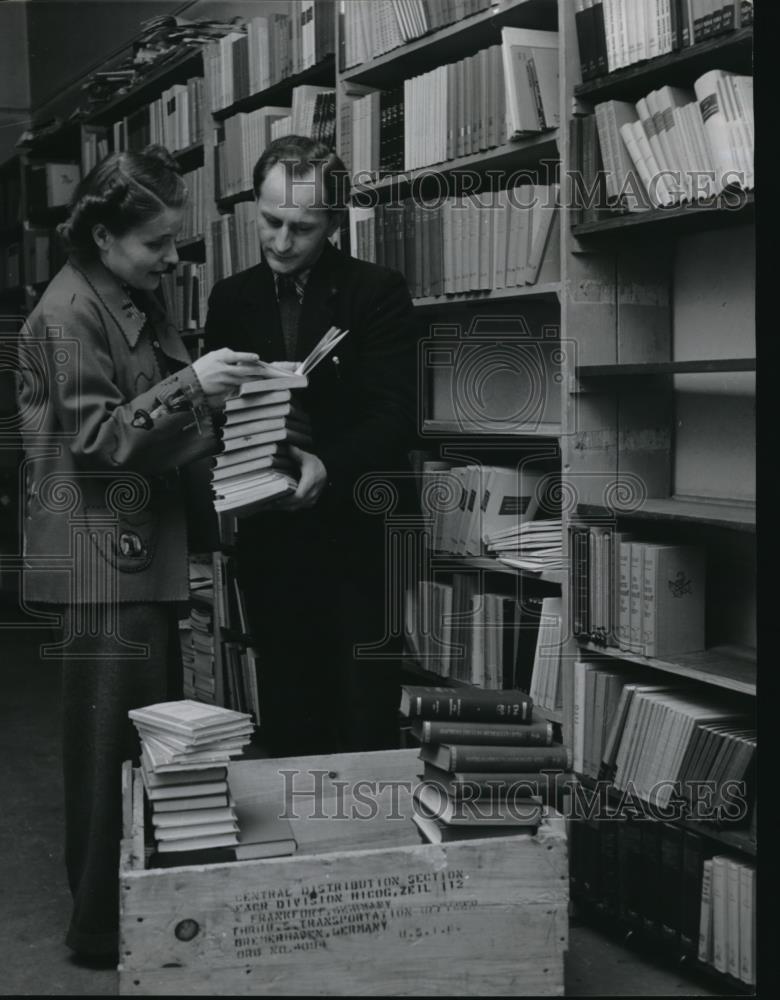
<box><xmin>205</xmin><ymin>135</ymin><xmax>417</xmax><ymax>756</ymax></box>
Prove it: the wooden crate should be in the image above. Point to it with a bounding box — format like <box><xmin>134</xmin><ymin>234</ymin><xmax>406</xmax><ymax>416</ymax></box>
<box><xmin>119</xmin><ymin>749</ymin><xmax>568</xmax><ymax>996</ymax></box>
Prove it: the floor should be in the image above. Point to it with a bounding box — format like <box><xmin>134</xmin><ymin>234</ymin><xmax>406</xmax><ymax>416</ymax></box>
<box><xmin>0</xmin><ymin>617</ymin><xmax>717</xmax><ymax>997</ymax></box>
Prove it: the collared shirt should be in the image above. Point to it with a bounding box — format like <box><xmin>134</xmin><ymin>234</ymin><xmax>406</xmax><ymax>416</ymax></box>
<box><xmin>273</xmin><ymin>269</ymin><xmax>310</xmax><ymax>304</ymax></box>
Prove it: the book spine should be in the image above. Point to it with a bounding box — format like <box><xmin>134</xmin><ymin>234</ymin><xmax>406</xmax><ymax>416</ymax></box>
<box><xmin>450</xmin><ymin>744</ymin><xmax>571</xmax><ymax>772</ymax></box>
<box><xmin>711</xmin><ymin>855</ymin><xmax>727</xmax><ymax>972</ymax></box>
<box><xmin>640</xmin><ymin>544</ymin><xmax>658</xmax><ymax>657</ymax></box>
<box><xmin>421</xmin><ymin>719</ymin><xmax>554</xmax><ymax>746</ymax></box>
<box><xmin>726</xmin><ymin>859</ymin><xmax>741</xmax><ymax>978</ymax></box>
<box><xmin>407</xmin><ymin>690</ymin><xmax>534</xmax><ymax>723</ymax></box>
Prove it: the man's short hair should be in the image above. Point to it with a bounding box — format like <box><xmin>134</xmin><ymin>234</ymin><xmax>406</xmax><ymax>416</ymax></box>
<box><xmin>252</xmin><ymin>135</ymin><xmax>350</xmax><ymax>213</ymax></box>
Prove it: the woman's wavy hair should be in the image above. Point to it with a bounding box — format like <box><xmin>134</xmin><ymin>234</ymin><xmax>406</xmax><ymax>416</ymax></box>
<box><xmin>58</xmin><ymin>144</ymin><xmax>186</xmax><ymax>255</ymax></box>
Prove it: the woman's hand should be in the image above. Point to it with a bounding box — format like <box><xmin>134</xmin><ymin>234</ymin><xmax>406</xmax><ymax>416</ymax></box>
<box><xmin>191</xmin><ymin>348</ymin><xmax>264</xmax><ymax>407</ymax></box>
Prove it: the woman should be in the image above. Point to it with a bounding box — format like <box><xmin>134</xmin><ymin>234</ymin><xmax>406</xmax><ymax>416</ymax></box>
<box><xmin>17</xmin><ymin>145</ymin><xmax>261</xmax><ymax>962</ymax></box>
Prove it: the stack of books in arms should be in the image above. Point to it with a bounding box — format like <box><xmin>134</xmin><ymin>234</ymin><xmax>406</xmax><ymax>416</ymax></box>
<box><xmin>401</xmin><ymin>686</ymin><xmax>573</xmax><ymax>844</ymax></box>
<box><xmin>128</xmin><ymin>700</ymin><xmax>253</xmax><ymax>854</ymax></box>
<box><xmin>212</xmin><ymin>326</ymin><xmax>348</xmax><ymax>516</ymax></box>
<box><xmin>574</xmin><ymin>0</ymin><xmax>753</xmax><ymax>83</ymax></box>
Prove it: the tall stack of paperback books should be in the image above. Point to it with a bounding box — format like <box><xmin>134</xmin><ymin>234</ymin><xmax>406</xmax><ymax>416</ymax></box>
<box><xmin>402</xmin><ymin>686</ymin><xmax>573</xmax><ymax>844</ymax></box>
<box><xmin>129</xmin><ymin>700</ymin><xmax>253</xmax><ymax>854</ymax></box>
<box><xmin>212</xmin><ymin>325</ymin><xmax>349</xmax><ymax>516</ymax></box>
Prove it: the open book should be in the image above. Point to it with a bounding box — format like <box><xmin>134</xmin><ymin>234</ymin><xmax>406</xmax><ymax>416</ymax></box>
<box><xmin>236</xmin><ymin>325</ymin><xmax>350</xmax><ymax>392</ymax></box>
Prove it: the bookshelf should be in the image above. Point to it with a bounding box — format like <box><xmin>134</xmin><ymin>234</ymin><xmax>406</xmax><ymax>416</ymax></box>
<box><xmin>560</xmin><ymin>0</ymin><xmax>755</xmax><ymax>986</ymax></box>
<box><xmin>0</xmin><ymin>5</ymin><xmax>757</xmax><ymax>981</ymax></box>
<box><xmin>339</xmin><ymin>2</ymin><xmax>568</xmax><ymax>726</ymax></box>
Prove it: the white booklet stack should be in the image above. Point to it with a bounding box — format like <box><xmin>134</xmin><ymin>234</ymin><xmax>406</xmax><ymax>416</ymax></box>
<box><xmin>129</xmin><ymin>700</ymin><xmax>254</xmax><ymax>854</ymax></box>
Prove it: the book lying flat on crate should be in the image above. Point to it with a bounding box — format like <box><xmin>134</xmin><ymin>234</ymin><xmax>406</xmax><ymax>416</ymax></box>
<box><xmin>213</xmin><ymin>325</ymin><xmax>349</xmax><ymax>516</ymax></box>
<box><xmin>401</xmin><ymin>686</ymin><xmax>572</xmax><ymax>845</ymax></box>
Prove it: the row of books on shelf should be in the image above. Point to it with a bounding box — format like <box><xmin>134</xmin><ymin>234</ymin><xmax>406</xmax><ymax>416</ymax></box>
<box><xmin>349</xmin><ymin>187</ymin><xmax>559</xmax><ymax>297</ymax></box>
<box><xmin>401</xmin><ymin>685</ymin><xmax>571</xmax><ymax>844</ymax></box>
<box><xmin>574</xmin><ymin>0</ymin><xmax>753</xmax><ymax>83</ymax></box>
<box><xmin>214</xmin><ymin>85</ymin><xmax>336</xmax><ymax>199</ymax></box>
<box><xmin>25</xmin><ymin>162</ymin><xmax>81</xmax><ymax>217</ymax></box>
<box><xmin>0</xmin><ymin>242</ymin><xmax>22</xmax><ymax>292</ymax></box>
<box><xmin>210</xmin><ymin>203</ymin><xmax>263</xmax><ymax>282</ymax></box>
<box><xmin>571</xmin><ymin>528</ymin><xmax>705</xmax><ymax>658</ymax></box>
<box><xmin>99</xmin><ymin>76</ymin><xmax>206</xmax><ymax>164</ymax></box>
<box><xmin>204</xmin><ymin>2</ymin><xmax>335</xmax><ymax>114</ymax></box>
<box><xmin>343</xmin><ymin>30</ymin><xmax>557</xmax><ymax>177</ymax></box>
<box><xmin>179</xmin><ymin>167</ymin><xmax>206</xmax><ymax>241</ymax></box>
<box><xmin>0</xmin><ymin>168</ymin><xmax>21</xmax><ymax>230</ymax></box>
<box><xmin>575</xmin><ymin>661</ymin><xmax>755</xmax><ymax>812</ymax></box>
<box><xmin>404</xmin><ymin>582</ymin><xmax>563</xmax><ymax>714</ymax></box>
<box><xmin>575</xmin><ymin>71</ymin><xmax>753</xmax><ymax>220</ymax></box>
<box><xmin>182</xmin><ymin>556</ymin><xmax>261</xmax><ymax>722</ymax></box>
<box><xmin>159</xmin><ymin>262</ymin><xmax>208</xmax><ymax>332</ymax></box>
<box><xmin>571</xmin><ymin>818</ymin><xmax>755</xmax><ymax>986</ymax></box>
<box><xmin>341</xmin><ymin>0</ymin><xmax>494</xmax><ymax>70</ymax></box>
<box><xmin>419</xmin><ymin>462</ymin><xmax>553</xmax><ymax>558</ymax></box>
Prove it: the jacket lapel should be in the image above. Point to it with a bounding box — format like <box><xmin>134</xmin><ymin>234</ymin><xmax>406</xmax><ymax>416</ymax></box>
<box><xmin>297</xmin><ymin>243</ymin><xmax>342</xmax><ymax>363</ymax></box>
<box><xmin>238</xmin><ymin>262</ymin><xmax>285</xmax><ymax>361</ymax></box>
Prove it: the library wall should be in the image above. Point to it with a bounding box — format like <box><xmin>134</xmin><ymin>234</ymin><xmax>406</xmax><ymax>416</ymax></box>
<box><xmin>672</xmin><ymin>226</ymin><xmax>756</xmax><ymax>502</ymax></box>
<box><xmin>0</xmin><ymin>2</ymin><xmax>31</xmax><ymax>162</ymax></box>
<box><xmin>25</xmin><ymin>0</ymin><xmax>182</xmax><ymax>111</ymax></box>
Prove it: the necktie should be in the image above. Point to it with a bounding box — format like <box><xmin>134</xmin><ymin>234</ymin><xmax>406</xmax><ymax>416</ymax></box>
<box><xmin>277</xmin><ymin>276</ymin><xmax>301</xmax><ymax>362</ymax></box>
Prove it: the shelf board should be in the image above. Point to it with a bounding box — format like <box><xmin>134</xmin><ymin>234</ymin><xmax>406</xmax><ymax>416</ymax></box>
<box><xmin>433</xmin><ymin>554</ymin><xmax>564</xmax><ymax>586</ymax></box>
<box><xmin>216</xmin><ymin>189</ymin><xmax>254</xmax><ymax>211</ymax></box>
<box><xmin>173</xmin><ymin>141</ymin><xmax>204</xmax><ymax>165</ymax></box>
<box><xmin>175</xmin><ymin>235</ymin><xmax>205</xmax><ymax>251</ymax></box>
<box><xmin>576</xmin><ymin>496</ymin><xmax>756</xmax><ymax>532</ymax></box>
<box><xmin>574</xmin><ymin>27</ymin><xmax>753</xmax><ymax>103</ymax></box>
<box><xmin>571</xmin><ymin>192</ymin><xmax>754</xmax><ymax>239</ymax></box>
<box><xmin>401</xmin><ymin>655</ymin><xmax>472</xmax><ymax>688</ymax></box>
<box><xmin>575</xmin><ymin>774</ymin><xmax>756</xmax><ymax>858</ymax></box>
<box><xmin>579</xmin><ymin>641</ymin><xmax>756</xmax><ymax>696</ymax></box>
<box><xmin>341</xmin><ymin>0</ymin><xmax>557</xmax><ymax>88</ymax></box>
<box><xmin>354</xmin><ymin>133</ymin><xmax>559</xmax><ymax>196</ymax></box>
<box><xmin>87</xmin><ymin>48</ymin><xmax>203</xmax><ymax>125</ymax></box>
<box><xmin>576</xmin><ymin>358</ymin><xmax>756</xmax><ymax>378</ymax></box>
<box><xmin>212</xmin><ymin>55</ymin><xmax>335</xmax><ymax>121</ymax></box>
<box><xmin>413</xmin><ymin>282</ymin><xmax>560</xmax><ymax>309</ymax></box>
<box><xmin>423</xmin><ymin>419</ymin><xmax>562</xmax><ymax>437</ymax></box>
<box><xmin>179</xmin><ymin>327</ymin><xmax>205</xmax><ymax>340</ymax></box>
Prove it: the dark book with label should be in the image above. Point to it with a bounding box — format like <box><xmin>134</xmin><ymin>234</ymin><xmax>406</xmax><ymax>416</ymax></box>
<box><xmin>400</xmin><ymin>685</ymin><xmax>533</xmax><ymax>723</ymax></box>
